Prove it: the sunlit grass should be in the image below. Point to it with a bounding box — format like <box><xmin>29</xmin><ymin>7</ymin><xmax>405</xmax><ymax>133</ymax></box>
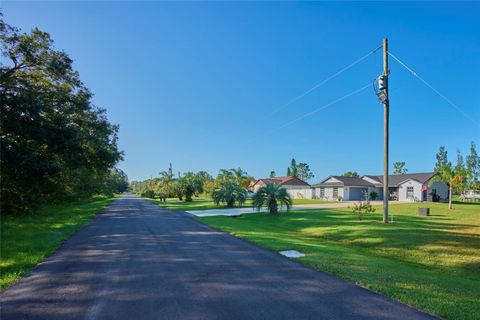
<box><xmin>0</xmin><ymin>195</ymin><xmax>117</xmax><ymax>290</ymax></box>
<box><xmin>151</xmin><ymin>197</ymin><xmax>333</xmax><ymax>211</ymax></box>
<box><xmin>199</xmin><ymin>201</ymin><xmax>480</xmax><ymax>320</ymax></box>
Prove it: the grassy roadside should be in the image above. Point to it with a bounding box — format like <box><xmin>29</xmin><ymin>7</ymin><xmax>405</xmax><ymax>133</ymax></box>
<box><xmin>0</xmin><ymin>195</ymin><xmax>117</xmax><ymax>290</ymax></box>
<box><xmin>198</xmin><ymin>201</ymin><xmax>480</xmax><ymax>320</ymax></box>
<box><xmin>150</xmin><ymin>197</ymin><xmax>334</xmax><ymax>211</ymax></box>
<box><xmin>150</xmin><ymin>198</ymin><xmax>253</xmax><ymax>211</ymax></box>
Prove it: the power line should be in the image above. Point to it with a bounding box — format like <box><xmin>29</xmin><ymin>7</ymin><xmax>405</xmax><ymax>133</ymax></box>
<box><xmin>388</xmin><ymin>51</ymin><xmax>479</xmax><ymax>127</ymax></box>
<box><xmin>269</xmin><ymin>46</ymin><xmax>381</xmax><ymax>116</ymax></box>
<box><xmin>262</xmin><ymin>83</ymin><xmax>371</xmax><ymax>137</ymax></box>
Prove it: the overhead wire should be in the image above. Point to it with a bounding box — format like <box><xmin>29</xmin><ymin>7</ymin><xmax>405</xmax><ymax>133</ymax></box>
<box><xmin>260</xmin><ymin>83</ymin><xmax>371</xmax><ymax>138</ymax></box>
<box><xmin>388</xmin><ymin>51</ymin><xmax>479</xmax><ymax>127</ymax></box>
<box><xmin>269</xmin><ymin>46</ymin><xmax>382</xmax><ymax>116</ymax></box>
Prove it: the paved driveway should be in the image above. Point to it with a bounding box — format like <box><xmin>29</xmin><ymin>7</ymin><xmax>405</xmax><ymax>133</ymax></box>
<box><xmin>0</xmin><ymin>194</ymin><xmax>437</xmax><ymax>320</ymax></box>
<box><xmin>189</xmin><ymin>200</ymin><xmax>398</xmax><ymax>217</ymax></box>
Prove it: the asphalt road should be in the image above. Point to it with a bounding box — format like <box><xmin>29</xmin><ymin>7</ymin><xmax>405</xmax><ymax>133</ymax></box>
<box><xmin>1</xmin><ymin>194</ymin><xmax>438</xmax><ymax>320</ymax></box>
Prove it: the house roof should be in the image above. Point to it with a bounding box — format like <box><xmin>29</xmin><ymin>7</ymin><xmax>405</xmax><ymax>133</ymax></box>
<box><xmin>250</xmin><ymin>176</ymin><xmax>310</xmax><ymax>188</ymax></box>
<box><xmin>313</xmin><ymin>176</ymin><xmax>375</xmax><ymax>187</ymax></box>
<box><xmin>313</xmin><ymin>172</ymin><xmax>437</xmax><ymax>188</ymax></box>
<box><xmin>364</xmin><ymin>172</ymin><xmax>436</xmax><ymax>187</ymax></box>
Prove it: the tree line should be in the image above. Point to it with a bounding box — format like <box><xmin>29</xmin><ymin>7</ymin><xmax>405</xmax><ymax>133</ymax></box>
<box><xmin>434</xmin><ymin>142</ymin><xmax>479</xmax><ymax>209</ymax></box>
<box><xmin>269</xmin><ymin>158</ymin><xmax>314</xmax><ymax>181</ymax></box>
<box><xmin>130</xmin><ymin>165</ymin><xmax>254</xmax><ymax>207</ymax></box>
<box><xmin>131</xmin><ymin>164</ymin><xmax>294</xmax><ymax>214</ymax></box>
<box><xmin>0</xmin><ymin>17</ymin><xmax>127</xmax><ymax>214</ymax></box>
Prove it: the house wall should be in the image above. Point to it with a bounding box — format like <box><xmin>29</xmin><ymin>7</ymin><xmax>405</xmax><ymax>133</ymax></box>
<box><xmin>254</xmin><ymin>182</ymin><xmax>312</xmax><ymax>199</ymax></box>
<box><xmin>313</xmin><ymin>187</ymin><xmax>344</xmax><ymax>200</ymax></box>
<box><xmin>398</xmin><ymin>179</ymin><xmax>424</xmax><ymax>201</ymax></box>
<box><xmin>430</xmin><ymin>181</ymin><xmax>449</xmax><ymax>202</ymax></box>
<box><xmin>252</xmin><ymin>181</ymin><xmax>266</xmax><ymax>193</ymax></box>
<box><xmin>286</xmin><ymin>188</ymin><xmax>313</xmax><ymax>199</ymax></box>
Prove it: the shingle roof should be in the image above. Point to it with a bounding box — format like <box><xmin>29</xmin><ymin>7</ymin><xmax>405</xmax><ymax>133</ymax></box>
<box><xmin>369</xmin><ymin>172</ymin><xmax>436</xmax><ymax>187</ymax></box>
<box><xmin>251</xmin><ymin>176</ymin><xmax>311</xmax><ymax>188</ymax></box>
<box><xmin>313</xmin><ymin>176</ymin><xmax>376</xmax><ymax>187</ymax></box>
<box><xmin>313</xmin><ymin>172</ymin><xmax>437</xmax><ymax>188</ymax></box>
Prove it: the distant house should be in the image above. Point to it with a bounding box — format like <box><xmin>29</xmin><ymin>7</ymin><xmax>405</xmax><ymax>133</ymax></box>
<box><xmin>312</xmin><ymin>172</ymin><xmax>448</xmax><ymax>202</ymax></box>
<box><xmin>248</xmin><ymin>176</ymin><xmax>311</xmax><ymax>199</ymax></box>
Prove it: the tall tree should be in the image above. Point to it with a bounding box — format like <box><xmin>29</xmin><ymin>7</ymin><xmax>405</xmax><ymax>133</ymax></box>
<box><xmin>196</xmin><ymin>171</ymin><xmax>213</xmax><ymax>183</ymax></box>
<box><xmin>296</xmin><ymin>163</ymin><xmax>314</xmax><ymax>181</ymax></box>
<box><xmin>178</xmin><ymin>172</ymin><xmax>203</xmax><ymax>202</ymax></box>
<box><xmin>287</xmin><ymin>167</ymin><xmax>292</xmax><ymax>176</ymax></box>
<box><xmin>393</xmin><ymin>161</ymin><xmax>408</xmax><ymax>174</ymax></box>
<box><xmin>290</xmin><ymin>158</ymin><xmax>298</xmax><ymax>177</ymax></box>
<box><xmin>466</xmin><ymin>141</ymin><xmax>479</xmax><ymax>189</ymax></box>
<box><xmin>454</xmin><ymin>149</ymin><xmax>467</xmax><ymax>195</ymax></box>
<box><xmin>1</xmin><ymin>18</ymin><xmax>122</xmax><ymax>213</ymax></box>
<box><xmin>269</xmin><ymin>171</ymin><xmax>276</xmax><ymax>178</ymax></box>
<box><xmin>230</xmin><ymin>167</ymin><xmax>252</xmax><ymax>187</ymax></box>
<box><xmin>434</xmin><ymin>146</ymin><xmax>449</xmax><ymax>172</ymax></box>
<box><xmin>217</xmin><ymin>169</ymin><xmax>235</xmax><ymax>182</ymax></box>
<box><xmin>343</xmin><ymin>171</ymin><xmax>359</xmax><ymax>178</ymax></box>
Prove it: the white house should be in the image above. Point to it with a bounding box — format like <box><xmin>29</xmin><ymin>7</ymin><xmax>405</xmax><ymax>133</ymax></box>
<box><xmin>312</xmin><ymin>172</ymin><xmax>448</xmax><ymax>202</ymax></box>
<box><xmin>248</xmin><ymin>176</ymin><xmax>312</xmax><ymax>199</ymax></box>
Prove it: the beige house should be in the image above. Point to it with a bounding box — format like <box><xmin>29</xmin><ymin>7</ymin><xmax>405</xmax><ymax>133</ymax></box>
<box><xmin>248</xmin><ymin>176</ymin><xmax>312</xmax><ymax>199</ymax></box>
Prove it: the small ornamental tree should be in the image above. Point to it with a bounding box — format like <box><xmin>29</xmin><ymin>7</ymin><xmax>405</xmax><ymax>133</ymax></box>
<box><xmin>252</xmin><ymin>182</ymin><xmax>292</xmax><ymax>215</ymax></box>
<box><xmin>352</xmin><ymin>192</ymin><xmax>376</xmax><ymax>220</ymax></box>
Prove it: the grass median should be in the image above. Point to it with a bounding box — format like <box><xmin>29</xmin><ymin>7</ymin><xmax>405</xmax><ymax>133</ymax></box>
<box><xmin>0</xmin><ymin>195</ymin><xmax>117</xmax><ymax>290</ymax></box>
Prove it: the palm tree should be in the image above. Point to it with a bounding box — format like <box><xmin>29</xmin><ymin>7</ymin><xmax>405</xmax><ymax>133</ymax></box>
<box><xmin>230</xmin><ymin>167</ymin><xmax>247</xmax><ymax>183</ymax></box>
<box><xmin>435</xmin><ymin>162</ymin><xmax>462</xmax><ymax>209</ymax></box>
<box><xmin>212</xmin><ymin>180</ymin><xmax>246</xmax><ymax>207</ymax></box>
<box><xmin>217</xmin><ymin>169</ymin><xmax>235</xmax><ymax>182</ymax></box>
<box><xmin>252</xmin><ymin>182</ymin><xmax>292</xmax><ymax>215</ymax></box>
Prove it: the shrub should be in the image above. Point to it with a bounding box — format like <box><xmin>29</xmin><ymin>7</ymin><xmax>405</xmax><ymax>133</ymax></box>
<box><xmin>141</xmin><ymin>190</ymin><xmax>155</xmax><ymax>199</ymax></box>
<box><xmin>352</xmin><ymin>198</ymin><xmax>376</xmax><ymax>220</ymax></box>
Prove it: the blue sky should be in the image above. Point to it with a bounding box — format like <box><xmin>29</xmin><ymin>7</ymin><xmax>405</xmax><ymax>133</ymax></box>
<box><xmin>3</xmin><ymin>2</ymin><xmax>479</xmax><ymax>182</ymax></box>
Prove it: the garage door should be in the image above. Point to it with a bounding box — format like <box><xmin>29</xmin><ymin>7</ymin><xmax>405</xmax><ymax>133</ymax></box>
<box><xmin>349</xmin><ymin>188</ymin><xmax>368</xmax><ymax>200</ymax></box>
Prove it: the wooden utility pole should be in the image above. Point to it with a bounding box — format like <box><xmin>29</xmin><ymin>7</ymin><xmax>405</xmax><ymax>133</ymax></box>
<box><xmin>382</xmin><ymin>37</ymin><xmax>389</xmax><ymax>223</ymax></box>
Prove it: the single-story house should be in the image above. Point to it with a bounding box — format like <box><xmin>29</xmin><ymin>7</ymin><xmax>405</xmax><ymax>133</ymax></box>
<box><xmin>312</xmin><ymin>172</ymin><xmax>448</xmax><ymax>202</ymax></box>
<box><xmin>248</xmin><ymin>176</ymin><xmax>312</xmax><ymax>199</ymax></box>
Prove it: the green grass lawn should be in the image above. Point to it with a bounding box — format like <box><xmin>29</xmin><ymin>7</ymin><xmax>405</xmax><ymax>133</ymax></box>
<box><xmin>291</xmin><ymin>198</ymin><xmax>336</xmax><ymax>205</ymax></box>
<box><xmin>150</xmin><ymin>197</ymin><xmax>253</xmax><ymax>211</ymax></box>
<box><xmin>151</xmin><ymin>197</ymin><xmax>334</xmax><ymax>211</ymax></box>
<box><xmin>0</xmin><ymin>195</ymin><xmax>117</xmax><ymax>290</ymax></box>
<box><xmin>198</xmin><ymin>201</ymin><xmax>480</xmax><ymax>320</ymax></box>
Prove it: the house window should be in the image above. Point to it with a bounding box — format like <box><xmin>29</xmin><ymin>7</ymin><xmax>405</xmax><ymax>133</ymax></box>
<box><xmin>333</xmin><ymin>187</ymin><xmax>338</xmax><ymax>198</ymax></box>
<box><xmin>407</xmin><ymin>186</ymin><xmax>414</xmax><ymax>198</ymax></box>
<box><xmin>319</xmin><ymin>188</ymin><xmax>325</xmax><ymax>197</ymax></box>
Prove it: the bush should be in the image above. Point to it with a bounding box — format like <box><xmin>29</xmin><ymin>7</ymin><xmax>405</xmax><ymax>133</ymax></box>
<box><xmin>352</xmin><ymin>198</ymin><xmax>376</xmax><ymax>220</ymax></box>
<box><xmin>370</xmin><ymin>191</ymin><xmax>378</xmax><ymax>200</ymax></box>
<box><xmin>141</xmin><ymin>190</ymin><xmax>155</xmax><ymax>198</ymax></box>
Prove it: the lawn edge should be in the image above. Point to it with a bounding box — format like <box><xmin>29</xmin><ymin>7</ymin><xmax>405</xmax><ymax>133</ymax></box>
<box><xmin>0</xmin><ymin>195</ymin><xmax>119</xmax><ymax>292</ymax></box>
<box><xmin>193</xmin><ymin>213</ymin><xmax>445</xmax><ymax>320</ymax></box>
